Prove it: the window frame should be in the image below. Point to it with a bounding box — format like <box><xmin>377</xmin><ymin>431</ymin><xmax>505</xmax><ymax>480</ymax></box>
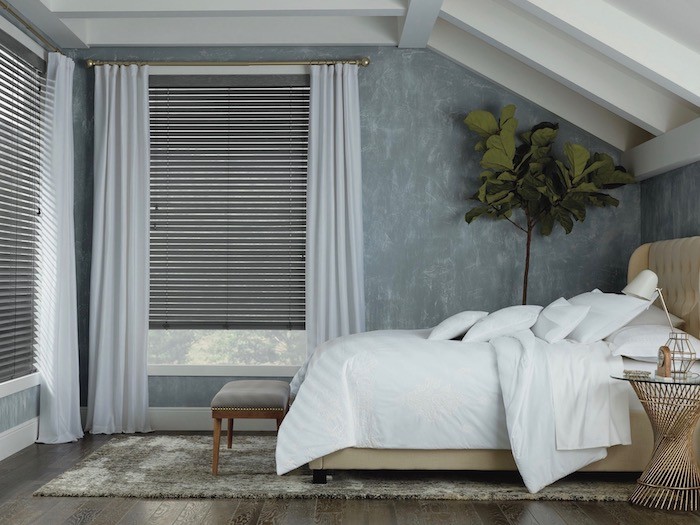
<box><xmin>147</xmin><ymin>70</ymin><xmax>310</xmax><ymax>375</ymax></box>
<box><xmin>0</xmin><ymin>31</ymin><xmax>45</xmax><ymax>385</ymax></box>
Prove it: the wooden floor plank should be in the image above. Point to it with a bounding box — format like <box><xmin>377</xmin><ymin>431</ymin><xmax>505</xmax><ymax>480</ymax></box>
<box><xmin>63</xmin><ymin>498</ymin><xmax>112</xmax><ymax>525</ymax></box>
<box><xmin>229</xmin><ymin>499</ymin><xmax>264</xmax><ymax>525</ymax></box>
<box><xmin>86</xmin><ymin>498</ymin><xmax>137</xmax><ymax>525</ymax></box>
<box><xmin>145</xmin><ymin>500</ymin><xmax>188</xmax><ymax>525</ymax></box>
<box><xmin>549</xmin><ymin>502</ymin><xmax>597</xmax><ymax>525</ymax></box>
<box><xmin>172</xmin><ymin>500</ymin><xmax>213</xmax><ymax>524</ymax></box>
<box><xmin>282</xmin><ymin>499</ymin><xmax>318</xmax><ymax>525</ymax></box>
<box><xmin>201</xmin><ymin>499</ymin><xmax>242</xmax><ymax>524</ymax></box>
<box><xmin>113</xmin><ymin>500</ymin><xmax>162</xmax><ymax>525</ymax></box>
<box><xmin>472</xmin><ymin>502</ymin><xmax>511</xmax><ymax>525</ymax></box>
<box><xmin>497</xmin><ymin>501</ymin><xmax>542</xmax><ymax>525</ymax></box>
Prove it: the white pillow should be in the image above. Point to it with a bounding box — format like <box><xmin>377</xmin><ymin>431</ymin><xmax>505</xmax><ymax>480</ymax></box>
<box><xmin>626</xmin><ymin>304</ymin><xmax>685</xmax><ymax>329</ymax></box>
<box><xmin>428</xmin><ymin>311</ymin><xmax>488</xmax><ymax>340</ymax></box>
<box><xmin>462</xmin><ymin>305</ymin><xmax>543</xmax><ymax>343</ymax></box>
<box><xmin>606</xmin><ymin>324</ymin><xmax>700</xmax><ymax>362</ymax></box>
<box><xmin>531</xmin><ymin>297</ymin><xmax>590</xmax><ymax>343</ymax></box>
<box><xmin>567</xmin><ymin>290</ymin><xmax>652</xmax><ymax>343</ymax></box>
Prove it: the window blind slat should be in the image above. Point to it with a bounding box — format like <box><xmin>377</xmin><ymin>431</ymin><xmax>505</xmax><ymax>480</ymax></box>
<box><xmin>149</xmin><ymin>82</ymin><xmax>309</xmax><ymax>330</ymax></box>
<box><xmin>0</xmin><ymin>42</ymin><xmax>41</xmax><ymax>383</ymax></box>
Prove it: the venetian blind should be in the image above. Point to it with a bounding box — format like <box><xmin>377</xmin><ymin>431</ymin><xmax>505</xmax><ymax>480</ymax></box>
<box><xmin>149</xmin><ymin>76</ymin><xmax>309</xmax><ymax>329</ymax></box>
<box><xmin>0</xmin><ymin>41</ymin><xmax>43</xmax><ymax>382</ymax></box>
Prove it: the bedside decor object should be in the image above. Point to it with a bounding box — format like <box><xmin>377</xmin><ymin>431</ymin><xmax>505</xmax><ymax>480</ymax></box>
<box><xmin>657</xmin><ymin>287</ymin><xmax>696</xmax><ymax>380</ymax></box>
<box><xmin>656</xmin><ymin>346</ymin><xmax>672</xmax><ymax>379</ymax></box>
<box><xmin>622</xmin><ymin>369</ymin><xmax>651</xmax><ymax>380</ymax></box>
<box><xmin>463</xmin><ymin>105</ymin><xmax>634</xmax><ymax>304</ymax></box>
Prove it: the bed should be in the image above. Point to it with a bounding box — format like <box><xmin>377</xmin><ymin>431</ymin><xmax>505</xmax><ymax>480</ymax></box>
<box><xmin>278</xmin><ymin>236</ymin><xmax>700</xmax><ymax>488</ymax></box>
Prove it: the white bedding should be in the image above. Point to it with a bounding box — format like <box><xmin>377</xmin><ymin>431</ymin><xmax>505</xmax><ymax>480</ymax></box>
<box><xmin>276</xmin><ymin>328</ymin><xmax>631</xmax><ymax>492</ymax></box>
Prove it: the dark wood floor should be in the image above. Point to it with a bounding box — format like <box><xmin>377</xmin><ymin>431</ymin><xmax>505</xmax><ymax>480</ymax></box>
<box><xmin>1</xmin><ymin>434</ymin><xmax>700</xmax><ymax>524</ymax></box>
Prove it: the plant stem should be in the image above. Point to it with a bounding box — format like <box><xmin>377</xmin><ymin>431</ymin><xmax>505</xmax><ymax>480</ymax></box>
<box><xmin>523</xmin><ymin>223</ymin><xmax>533</xmax><ymax>305</ymax></box>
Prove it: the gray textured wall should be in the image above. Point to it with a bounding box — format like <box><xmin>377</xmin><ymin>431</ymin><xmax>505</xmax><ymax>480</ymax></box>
<box><xmin>67</xmin><ymin>46</ymin><xmax>640</xmax><ymax>406</ymax></box>
<box><xmin>641</xmin><ymin>160</ymin><xmax>700</xmax><ymax>243</ymax></box>
<box><xmin>0</xmin><ymin>386</ymin><xmax>39</xmax><ymax>434</ymax></box>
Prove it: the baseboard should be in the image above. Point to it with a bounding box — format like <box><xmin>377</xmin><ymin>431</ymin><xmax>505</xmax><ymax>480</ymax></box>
<box><xmin>80</xmin><ymin>406</ymin><xmax>277</xmax><ymax>432</ymax></box>
<box><xmin>149</xmin><ymin>407</ymin><xmax>277</xmax><ymax>431</ymax></box>
<box><xmin>0</xmin><ymin>417</ymin><xmax>38</xmax><ymax>462</ymax></box>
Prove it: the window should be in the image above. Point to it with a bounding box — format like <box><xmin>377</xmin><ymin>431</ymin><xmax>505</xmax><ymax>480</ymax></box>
<box><xmin>0</xmin><ymin>40</ymin><xmax>43</xmax><ymax>382</ymax></box>
<box><xmin>148</xmin><ymin>76</ymin><xmax>309</xmax><ymax>366</ymax></box>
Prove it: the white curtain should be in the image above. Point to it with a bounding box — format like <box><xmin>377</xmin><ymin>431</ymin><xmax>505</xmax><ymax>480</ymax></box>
<box><xmin>35</xmin><ymin>53</ymin><xmax>83</xmax><ymax>444</ymax></box>
<box><xmin>306</xmin><ymin>64</ymin><xmax>365</xmax><ymax>353</ymax></box>
<box><xmin>86</xmin><ymin>65</ymin><xmax>151</xmax><ymax>434</ymax></box>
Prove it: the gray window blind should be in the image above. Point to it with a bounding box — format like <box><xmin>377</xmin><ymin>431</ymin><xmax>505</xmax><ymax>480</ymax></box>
<box><xmin>149</xmin><ymin>77</ymin><xmax>309</xmax><ymax>329</ymax></box>
<box><xmin>0</xmin><ymin>41</ymin><xmax>42</xmax><ymax>382</ymax></box>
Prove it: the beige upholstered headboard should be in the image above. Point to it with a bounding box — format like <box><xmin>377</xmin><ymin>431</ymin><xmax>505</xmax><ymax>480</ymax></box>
<box><xmin>628</xmin><ymin>236</ymin><xmax>700</xmax><ymax>339</ymax></box>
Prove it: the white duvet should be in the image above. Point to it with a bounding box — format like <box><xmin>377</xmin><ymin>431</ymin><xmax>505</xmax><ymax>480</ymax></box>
<box><xmin>275</xmin><ymin>328</ymin><xmax>631</xmax><ymax>492</ymax></box>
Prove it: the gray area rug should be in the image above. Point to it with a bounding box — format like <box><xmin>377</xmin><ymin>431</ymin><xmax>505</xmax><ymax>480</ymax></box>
<box><xmin>35</xmin><ymin>435</ymin><xmax>635</xmax><ymax>501</ymax></box>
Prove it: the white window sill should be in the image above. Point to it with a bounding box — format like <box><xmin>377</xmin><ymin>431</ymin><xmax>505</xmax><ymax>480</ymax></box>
<box><xmin>0</xmin><ymin>372</ymin><xmax>40</xmax><ymax>398</ymax></box>
<box><xmin>147</xmin><ymin>365</ymin><xmax>300</xmax><ymax>378</ymax></box>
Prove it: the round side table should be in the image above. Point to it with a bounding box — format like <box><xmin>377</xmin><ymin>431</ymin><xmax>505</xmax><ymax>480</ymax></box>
<box><xmin>613</xmin><ymin>375</ymin><xmax>700</xmax><ymax>511</ymax></box>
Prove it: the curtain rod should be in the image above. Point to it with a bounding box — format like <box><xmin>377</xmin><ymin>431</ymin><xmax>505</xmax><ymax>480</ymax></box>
<box><xmin>86</xmin><ymin>57</ymin><xmax>371</xmax><ymax>68</ymax></box>
<box><xmin>0</xmin><ymin>0</ymin><xmax>61</xmax><ymax>54</ymax></box>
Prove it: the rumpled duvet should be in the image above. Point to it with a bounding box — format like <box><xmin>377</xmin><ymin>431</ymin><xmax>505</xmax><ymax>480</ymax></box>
<box><xmin>275</xmin><ymin>328</ymin><xmax>631</xmax><ymax>492</ymax></box>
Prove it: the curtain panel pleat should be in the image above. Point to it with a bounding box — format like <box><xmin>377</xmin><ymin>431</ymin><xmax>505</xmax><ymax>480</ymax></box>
<box><xmin>87</xmin><ymin>64</ymin><xmax>151</xmax><ymax>435</ymax></box>
<box><xmin>305</xmin><ymin>64</ymin><xmax>365</xmax><ymax>353</ymax></box>
<box><xmin>35</xmin><ymin>53</ymin><xmax>83</xmax><ymax>443</ymax></box>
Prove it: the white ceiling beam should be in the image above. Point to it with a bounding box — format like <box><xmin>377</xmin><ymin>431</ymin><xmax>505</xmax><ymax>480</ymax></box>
<box><xmin>7</xmin><ymin>0</ymin><xmax>86</xmax><ymax>48</ymax></box>
<box><xmin>398</xmin><ymin>0</ymin><xmax>444</xmax><ymax>48</ymax></box>
<box><xmin>440</xmin><ymin>0</ymin><xmax>698</xmax><ymax>136</ymax></box>
<box><xmin>64</xmin><ymin>16</ymin><xmax>398</xmax><ymax>47</ymax></box>
<box><xmin>622</xmin><ymin>118</ymin><xmax>700</xmax><ymax>181</ymax></box>
<box><xmin>428</xmin><ymin>19</ymin><xmax>652</xmax><ymax>151</ymax></box>
<box><xmin>508</xmin><ymin>0</ymin><xmax>700</xmax><ymax>108</ymax></box>
<box><xmin>47</xmin><ymin>0</ymin><xmax>406</xmax><ymax>18</ymax></box>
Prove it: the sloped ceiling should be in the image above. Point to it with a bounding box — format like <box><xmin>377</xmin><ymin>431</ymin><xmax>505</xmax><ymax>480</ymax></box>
<box><xmin>7</xmin><ymin>0</ymin><xmax>700</xmax><ymax>175</ymax></box>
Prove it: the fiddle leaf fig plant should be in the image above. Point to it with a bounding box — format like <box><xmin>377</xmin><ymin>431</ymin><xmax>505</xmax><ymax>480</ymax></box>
<box><xmin>464</xmin><ymin>104</ymin><xmax>634</xmax><ymax>305</ymax></box>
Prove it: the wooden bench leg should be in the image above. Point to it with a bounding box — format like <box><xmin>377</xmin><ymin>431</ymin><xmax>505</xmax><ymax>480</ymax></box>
<box><xmin>227</xmin><ymin>418</ymin><xmax>233</xmax><ymax>449</ymax></box>
<box><xmin>212</xmin><ymin>417</ymin><xmax>221</xmax><ymax>475</ymax></box>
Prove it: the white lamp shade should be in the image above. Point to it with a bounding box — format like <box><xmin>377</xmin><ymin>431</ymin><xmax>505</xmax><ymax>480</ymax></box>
<box><xmin>622</xmin><ymin>269</ymin><xmax>659</xmax><ymax>300</ymax></box>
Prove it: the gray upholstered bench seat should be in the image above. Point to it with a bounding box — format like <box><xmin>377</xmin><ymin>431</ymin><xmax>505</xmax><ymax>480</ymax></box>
<box><xmin>210</xmin><ymin>380</ymin><xmax>290</xmax><ymax>475</ymax></box>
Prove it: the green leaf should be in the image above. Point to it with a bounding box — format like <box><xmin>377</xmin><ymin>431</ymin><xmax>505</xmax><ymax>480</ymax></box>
<box><xmin>531</xmin><ymin>126</ymin><xmax>558</xmax><ymax>147</ymax></box>
<box><xmin>481</xmin><ymin>147</ymin><xmax>514</xmax><ymax>171</ymax></box>
<box><xmin>499</xmin><ymin>104</ymin><xmax>516</xmax><ymax>127</ymax></box>
<box><xmin>561</xmin><ymin>197</ymin><xmax>586</xmax><ymax>221</ymax></box>
<box><xmin>553</xmin><ymin>207</ymin><xmax>574</xmax><ymax>233</ymax></box>
<box><xmin>465</xmin><ymin>206</ymin><xmax>490</xmax><ymax>223</ymax></box>
<box><xmin>539</xmin><ymin>213</ymin><xmax>555</xmax><ymax>236</ymax></box>
<box><xmin>564</xmin><ymin>143</ymin><xmax>590</xmax><ymax>178</ymax></box>
<box><xmin>500</xmin><ymin>118</ymin><xmax>517</xmax><ymax>159</ymax></box>
<box><xmin>464</xmin><ymin>110</ymin><xmax>499</xmax><ymax>138</ymax></box>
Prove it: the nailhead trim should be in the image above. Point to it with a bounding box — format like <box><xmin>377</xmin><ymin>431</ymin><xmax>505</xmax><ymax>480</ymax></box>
<box><xmin>211</xmin><ymin>407</ymin><xmax>285</xmax><ymax>411</ymax></box>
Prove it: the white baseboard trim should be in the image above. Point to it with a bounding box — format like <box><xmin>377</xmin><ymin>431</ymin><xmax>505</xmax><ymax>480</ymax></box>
<box><xmin>0</xmin><ymin>417</ymin><xmax>38</xmax><ymax>462</ymax></box>
<box><xmin>149</xmin><ymin>407</ymin><xmax>277</xmax><ymax>432</ymax></box>
<box><xmin>80</xmin><ymin>406</ymin><xmax>277</xmax><ymax>432</ymax></box>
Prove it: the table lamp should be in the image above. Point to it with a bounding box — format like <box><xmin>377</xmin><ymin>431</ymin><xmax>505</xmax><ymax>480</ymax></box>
<box><xmin>623</xmin><ymin>269</ymin><xmax>695</xmax><ymax>380</ymax></box>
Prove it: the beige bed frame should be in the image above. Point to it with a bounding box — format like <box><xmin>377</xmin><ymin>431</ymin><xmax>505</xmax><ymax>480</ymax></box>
<box><xmin>309</xmin><ymin>236</ymin><xmax>700</xmax><ymax>482</ymax></box>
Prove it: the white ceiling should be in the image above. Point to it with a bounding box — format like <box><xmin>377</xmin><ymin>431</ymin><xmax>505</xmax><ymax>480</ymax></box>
<box><xmin>7</xmin><ymin>0</ymin><xmax>700</xmax><ymax>169</ymax></box>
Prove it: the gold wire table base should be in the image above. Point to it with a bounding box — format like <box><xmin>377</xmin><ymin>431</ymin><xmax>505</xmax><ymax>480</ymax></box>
<box><xmin>628</xmin><ymin>380</ymin><xmax>700</xmax><ymax>511</ymax></box>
